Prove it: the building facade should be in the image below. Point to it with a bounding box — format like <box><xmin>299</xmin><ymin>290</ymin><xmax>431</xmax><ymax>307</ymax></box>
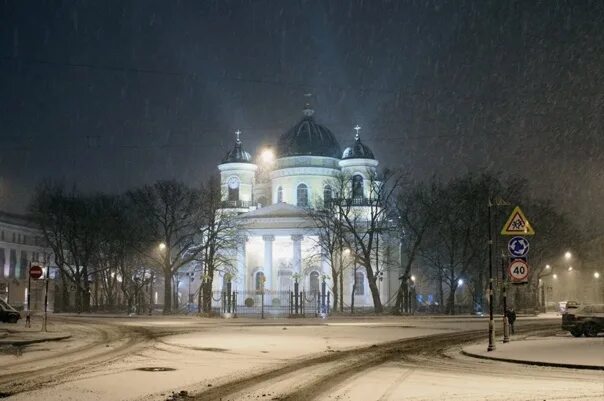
<box><xmin>214</xmin><ymin>105</ymin><xmax>399</xmax><ymax>308</ymax></box>
<box><xmin>0</xmin><ymin>211</ymin><xmax>54</xmax><ymax>310</ymax></box>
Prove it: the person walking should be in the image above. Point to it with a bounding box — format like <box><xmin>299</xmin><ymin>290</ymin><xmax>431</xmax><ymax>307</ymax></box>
<box><xmin>507</xmin><ymin>307</ymin><xmax>517</xmax><ymax>334</ymax></box>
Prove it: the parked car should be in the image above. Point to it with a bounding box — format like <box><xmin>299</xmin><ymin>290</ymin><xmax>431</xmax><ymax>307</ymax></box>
<box><xmin>562</xmin><ymin>304</ymin><xmax>604</xmax><ymax>337</ymax></box>
<box><xmin>558</xmin><ymin>300</ymin><xmax>580</xmax><ymax>314</ymax></box>
<box><xmin>0</xmin><ymin>299</ymin><xmax>21</xmax><ymax>323</ymax></box>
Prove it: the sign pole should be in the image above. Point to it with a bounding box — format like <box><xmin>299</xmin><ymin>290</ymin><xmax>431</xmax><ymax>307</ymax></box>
<box><xmin>26</xmin><ymin>261</ymin><xmax>31</xmax><ymax>328</ymax></box>
<box><xmin>501</xmin><ymin>253</ymin><xmax>509</xmax><ymax>343</ymax></box>
<box><xmin>42</xmin><ymin>265</ymin><xmax>50</xmax><ymax>332</ymax></box>
<box><xmin>487</xmin><ymin>201</ymin><xmax>496</xmax><ymax>352</ymax></box>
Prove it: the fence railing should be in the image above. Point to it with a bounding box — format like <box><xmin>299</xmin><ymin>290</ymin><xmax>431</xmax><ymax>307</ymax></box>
<box><xmin>214</xmin><ymin>290</ymin><xmax>331</xmax><ymax>318</ymax></box>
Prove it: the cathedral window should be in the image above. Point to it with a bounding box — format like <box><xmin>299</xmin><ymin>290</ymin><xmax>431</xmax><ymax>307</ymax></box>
<box><xmin>354</xmin><ymin>271</ymin><xmax>365</xmax><ymax>295</ymax></box>
<box><xmin>255</xmin><ymin>271</ymin><xmax>265</xmax><ymax>293</ymax></box>
<box><xmin>296</xmin><ymin>184</ymin><xmax>309</xmax><ymax>207</ymax></box>
<box><xmin>309</xmin><ymin>271</ymin><xmax>320</xmax><ymax>294</ymax></box>
<box><xmin>323</xmin><ymin>185</ymin><xmax>333</xmax><ymax>208</ymax></box>
<box><xmin>277</xmin><ymin>186</ymin><xmax>283</xmax><ymax>203</ymax></box>
<box><xmin>352</xmin><ymin>175</ymin><xmax>364</xmax><ymax>200</ymax></box>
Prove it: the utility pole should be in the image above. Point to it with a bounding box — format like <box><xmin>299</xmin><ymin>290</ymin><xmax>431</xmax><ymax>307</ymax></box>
<box><xmin>502</xmin><ymin>251</ymin><xmax>509</xmax><ymax>343</ymax></box>
<box><xmin>42</xmin><ymin>265</ymin><xmax>50</xmax><ymax>332</ymax></box>
<box><xmin>26</xmin><ymin>261</ymin><xmax>31</xmax><ymax>328</ymax></box>
<box><xmin>487</xmin><ymin>200</ymin><xmax>496</xmax><ymax>352</ymax></box>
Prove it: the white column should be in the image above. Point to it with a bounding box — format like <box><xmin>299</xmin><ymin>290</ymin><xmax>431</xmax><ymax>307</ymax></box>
<box><xmin>236</xmin><ymin>236</ymin><xmax>246</xmax><ymax>292</ymax></box>
<box><xmin>263</xmin><ymin>235</ymin><xmax>274</xmax><ymax>292</ymax></box>
<box><xmin>291</xmin><ymin>235</ymin><xmax>303</xmax><ymax>274</ymax></box>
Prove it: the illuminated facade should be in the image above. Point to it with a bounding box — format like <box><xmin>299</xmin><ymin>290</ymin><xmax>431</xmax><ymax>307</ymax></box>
<box><xmin>216</xmin><ymin>105</ymin><xmax>398</xmax><ymax>307</ymax></box>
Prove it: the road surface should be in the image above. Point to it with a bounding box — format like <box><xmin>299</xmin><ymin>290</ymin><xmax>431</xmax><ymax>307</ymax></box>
<box><xmin>0</xmin><ymin>315</ymin><xmax>601</xmax><ymax>401</ymax></box>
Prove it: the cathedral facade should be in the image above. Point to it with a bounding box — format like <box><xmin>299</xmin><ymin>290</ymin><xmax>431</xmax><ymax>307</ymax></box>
<box><xmin>215</xmin><ymin>105</ymin><xmax>398</xmax><ymax>308</ymax></box>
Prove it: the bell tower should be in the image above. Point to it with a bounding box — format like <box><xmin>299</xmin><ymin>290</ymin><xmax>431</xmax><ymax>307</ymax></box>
<box><xmin>218</xmin><ymin>131</ymin><xmax>258</xmax><ymax>211</ymax></box>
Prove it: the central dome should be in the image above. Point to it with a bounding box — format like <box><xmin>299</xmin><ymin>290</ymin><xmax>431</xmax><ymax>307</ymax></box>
<box><xmin>276</xmin><ymin>106</ymin><xmax>341</xmax><ymax>159</ymax></box>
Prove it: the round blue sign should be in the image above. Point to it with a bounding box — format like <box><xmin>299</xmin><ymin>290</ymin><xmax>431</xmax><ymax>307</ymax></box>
<box><xmin>508</xmin><ymin>236</ymin><xmax>529</xmax><ymax>257</ymax></box>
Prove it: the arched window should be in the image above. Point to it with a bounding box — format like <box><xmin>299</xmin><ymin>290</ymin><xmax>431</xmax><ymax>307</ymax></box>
<box><xmin>255</xmin><ymin>271</ymin><xmax>265</xmax><ymax>293</ymax></box>
<box><xmin>354</xmin><ymin>271</ymin><xmax>365</xmax><ymax>295</ymax></box>
<box><xmin>297</xmin><ymin>183</ymin><xmax>309</xmax><ymax>207</ymax></box>
<box><xmin>323</xmin><ymin>185</ymin><xmax>333</xmax><ymax>207</ymax></box>
<box><xmin>309</xmin><ymin>271</ymin><xmax>320</xmax><ymax>294</ymax></box>
<box><xmin>277</xmin><ymin>186</ymin><xmax>283</xmax><ymax>203</ymax></box>
<box><xmin>352</xmin><ymin>175</ymin><xmax>364</xmax><ymax>200</ymax></box>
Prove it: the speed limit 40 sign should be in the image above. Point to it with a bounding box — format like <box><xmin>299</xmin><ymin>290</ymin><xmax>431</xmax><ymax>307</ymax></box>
<box><xmin>508</xmin><ymin>258</ymin><xmax>529</xmax><ymax>284</ymax></box>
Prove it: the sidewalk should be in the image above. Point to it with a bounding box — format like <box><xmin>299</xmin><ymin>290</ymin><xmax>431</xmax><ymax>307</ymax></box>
<box><xmin>0</xmin><ymin>326</ymin><xmax>71</xmax><ymax>346</ymax></box>
<box><xmin>463</xmin><ymin>335</ymin><xmax>604</xmax><ymax>370</ymax></box>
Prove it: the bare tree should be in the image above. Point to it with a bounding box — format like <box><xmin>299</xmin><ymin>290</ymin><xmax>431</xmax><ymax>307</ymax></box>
<box><xmin>393</xmin><ymin>178</ymin><xmax>441</xmax><ymax>314</ymax></box>
<box><xmin>29</xmin><ymin>183</ymin><xmax>100</xmax><ymax>312</ymax></box>
<box><xmin>195</xmin><ymin>175</ymin><xmax>240</xmax><ymax>314</ymax></box>
<box><xmin>128</xmin><ymin>180</ymin><xmax>205</xmax><ymax>314</ymax></box>
<box><xmin>307</xmin><ymin>174</ymin><xmax>351</xmax><ymax>312</ymax></box>
<box><xmin>334</xmin><ymin>170</ymin><xmax>400</xmax><ymax>313</ymax></box>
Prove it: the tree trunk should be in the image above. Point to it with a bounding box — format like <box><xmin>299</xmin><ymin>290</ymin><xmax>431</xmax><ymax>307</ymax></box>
<box><xmin>438</xmin><ymin>274</ymin><xmax>445</xmax><ymax>313</ymax></box>
<box><xmin>447</xmin><ymin>284</ymin><xmax>458</xmax><ymax>315</ymax></box>
<box><xmin>332</xmin><ymin>271</ymin><xmax>339</xmax><ymax>312</ymax></box>
<box><xmin>82</xmin><ymin>273</ymin><xmax>91</xmax><ymax>313</ymax></box>
<box><xmin>368</xmin><ymin>278</ymin><xmax>383</xmax><ymax>313</ymax></box>
<box><xmin>350</xmin><ymin>279</ymin><xmax>356</xmax><ymax>314</ymax></box>
<box><xmin>163</xmin><ymin>269</ymin><xmax>172</xmax><ymax>314</ymax></box>
<box><xmin>202</xmin><ymin>279</ymin><xmax>213</xmax><ymax>314</ymax></box>
<box><xmin>339</xmin><ymin>271</ymin><xmax>344</xmax><ymax>313</ymax></box>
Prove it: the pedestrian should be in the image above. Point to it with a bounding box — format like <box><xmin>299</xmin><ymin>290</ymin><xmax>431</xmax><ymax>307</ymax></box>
<box><xmin>507</xmin><ymin>308</ymin><xmax>517</xmax><ymax>334</ymax></box>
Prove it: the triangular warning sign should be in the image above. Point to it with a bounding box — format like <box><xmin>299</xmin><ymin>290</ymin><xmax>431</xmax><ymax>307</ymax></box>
<box><xmin>501</xmin><ymin>206</ymin><xmax>535</xmax><ymax>235</ymax></box>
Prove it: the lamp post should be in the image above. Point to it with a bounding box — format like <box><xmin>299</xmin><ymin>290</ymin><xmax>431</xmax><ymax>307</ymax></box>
<box><xmin>487</xmin><ymin>200</ymin><xmax>495</xmax><ymax>351</ymax></box>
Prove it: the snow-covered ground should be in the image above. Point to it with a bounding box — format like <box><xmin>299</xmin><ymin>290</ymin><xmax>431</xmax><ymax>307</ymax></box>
<box><xmin>464</xmin><ymin>334</ymin><xmax>604</xmax><ymax>368</ymax></box>
<box><xmin>1</xmin><ymin>315</ymin><xmax>601</xmax><ymax>401</ymax></box>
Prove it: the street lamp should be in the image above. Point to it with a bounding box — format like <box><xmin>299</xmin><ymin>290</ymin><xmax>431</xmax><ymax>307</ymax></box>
<box><xmin>568</xmin><ymin>266</ymin><xmax>573</xmax><ymax>272</ymax></box>
<box><xmin>260</xmin><ymin>147</ymin><xmax>275</xmax><ymax>164</ymax></box>
<box><xmin>565</xmin><ymin>251</ymin><xmax>572</xmax><ymax>260</ymax></box>
<box><xmin>545</xmin><ymin>264</ymin><xmax>551</xmax><ymax>270</ymax></box>
<box><xmin>553</xmin><ymin>274</ymin><xmax>558</xmax><ymax>279</ymax></box>
<box><xmin>595</xmin><ymin>272</ymin><xmax>600</xmax><ymax>279</ymax></box>
<box><xmin>158</xmin><ymin>242</ymin><xmax>167</xmax><ymax>251</ymax></box>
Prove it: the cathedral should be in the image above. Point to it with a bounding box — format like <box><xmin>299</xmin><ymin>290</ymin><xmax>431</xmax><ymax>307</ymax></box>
<box><xmin>215</xmin><ymin>104</ymin><xmax>398</xmax><ymax>309</ymax></box>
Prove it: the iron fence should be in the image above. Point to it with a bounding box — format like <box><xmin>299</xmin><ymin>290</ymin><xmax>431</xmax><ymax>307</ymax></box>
<box><xmin>210</xmin><ymin>290</ymin><xmax>331</xmax><ymax>318</ymax></box>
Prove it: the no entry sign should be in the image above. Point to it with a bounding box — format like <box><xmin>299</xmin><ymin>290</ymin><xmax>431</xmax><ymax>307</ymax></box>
<box><xmin>508</xmin><ymin>258</ymin><xmax>529</xmax><ymax>284</ymax></box>
<box><xmin>30</xmin><ymin>265</ymin><xmax>44</xmax><ymax>280</ymax></box>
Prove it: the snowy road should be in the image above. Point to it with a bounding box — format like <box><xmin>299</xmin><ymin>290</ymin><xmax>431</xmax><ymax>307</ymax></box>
<box><xmin>0</xmin><ymin>315</ymin><xmax>601</xmax><ymax>401</ymax></box>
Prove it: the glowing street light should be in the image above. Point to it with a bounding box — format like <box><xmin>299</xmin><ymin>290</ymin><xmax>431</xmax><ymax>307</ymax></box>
<box><xmin>458</xmin><ymin>279</ymin><xmax>464</xmax><ymax>286</ymax></box>
<box><xmin>568</xmin><ymin>266</ymin><xmax>573</xmax><ymax>272</ymax></box>
<box><xmin>595</xmin><ymin>272</ymin><xmax>600</xmax><ymax>279</ymax></box>
<box><xmin>564</xmin><ymin>251</ymin><xmax>572</xmax><ymax>260</ymax></box>
<box><xmin>410</xmin><ymin>275</ymin><xmax>416</xmax><ymax>282</ymax></box>
<box><xmin>260</xmin><ymin>147</ymin><xmax>275</xmax><ymax>164</ymax></box>
<box><xmin>158</xmin><ymin>242</ymin><xmax>166</xmax><ymax>251</ymax></box>
<box><xmin>553</xmin><ymin>274</ymin><xmax>558</xmax><ymax>279</ymax></box>
<box><xmin>545</xmin><ymin>264</ymin><xmax>551</xmax><ymax>269</ymax></box>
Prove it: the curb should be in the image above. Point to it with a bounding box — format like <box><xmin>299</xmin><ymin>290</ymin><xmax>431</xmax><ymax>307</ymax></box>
<box><xmin>0</xmin><ymin>334</ymin><xmax>72</xmax><ymax>347</ymax></box>
<box><xmin>461</xmin><ymin>349</ymin><xmax>604</xmax><ymax>371</ymax></box>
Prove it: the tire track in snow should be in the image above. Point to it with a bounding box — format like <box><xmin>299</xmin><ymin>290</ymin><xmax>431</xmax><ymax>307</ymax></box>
<box><xmin>179</xmin><ymin>323</ymin><xmax>557</xmax><ymax>401</ymax></box>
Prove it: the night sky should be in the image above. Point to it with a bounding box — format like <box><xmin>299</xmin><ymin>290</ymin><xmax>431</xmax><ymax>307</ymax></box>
<box><xmin>1</xmin><ymin>0</ymin><xmax>603</xmax><ymax>233</ymax></box>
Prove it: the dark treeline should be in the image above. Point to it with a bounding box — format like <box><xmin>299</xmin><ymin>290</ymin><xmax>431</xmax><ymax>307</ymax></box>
<box><xmin>29</xmin><ymin>171</ymin><xmax>580</xmax><ymax>315</ymax></box>
<box><xmin>394</xmin><ymin>172</ymin><xmax>581</xmax><ymax>314</ymax></box>
<box><xmin>311</xmin><ymin>170</ymin><xmax>581</xmax><ymax>314</ymax></box>
<box><xmin>29</xmin><ymin>175</ymin><xmax>239</xmax><ymax>315</ymax></box>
